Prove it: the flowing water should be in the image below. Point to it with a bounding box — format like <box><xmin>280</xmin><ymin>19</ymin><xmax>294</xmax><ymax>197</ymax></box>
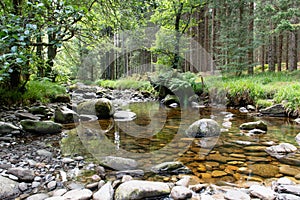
<box><xmin>61</xmin><ymin>102</ymin><xmax>300</xmax><ymax>184</ymax></box>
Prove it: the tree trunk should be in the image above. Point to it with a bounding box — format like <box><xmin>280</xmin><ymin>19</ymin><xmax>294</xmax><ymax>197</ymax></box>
<box><xmin>172</xmin><ymin>2</ymin><xmax>183</xmax><ymax>71</ymax></box>
<box><xmin>261</xmin><ymin>45</ymin><xmax>265</xmax><ymax>72</ymax></box>
<box><xmin>286</xmin><ymin>33</ymin><xmax>289</xmax><ymax>70</ymax></box>
<box><xmin>277</xmin><ymin>34</ymin><xmax>283</xmax><ymax>71</ymax></box>
<box><xmin>247</xmin><ymin>1</ymin><xmax>254</xmax><ymax>75</ymax></box>
<box><xmin>289</xmin><ymin>31</ymin><xmax>298</xmax><ymax>71</ymax></box>
<box><xmin>268</xmin><ymin>32</ymin><xmax>276</xmax><ymax>71</ymax></box>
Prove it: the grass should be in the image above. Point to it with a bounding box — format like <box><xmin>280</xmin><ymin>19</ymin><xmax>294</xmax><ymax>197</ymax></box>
<box><xmin>205</xmin><ymin>70</ymin><xmax>300</xmax><ymax>110</ymax></box>
<box><xmin>97</xmin><ymin>79</ymin><xmax>154</xmax><ymax>92</ymax></box>
<box><xmin>0</xmin><ymin>78</ymin><xmax>67</xmax><ymax>105</ymax></box>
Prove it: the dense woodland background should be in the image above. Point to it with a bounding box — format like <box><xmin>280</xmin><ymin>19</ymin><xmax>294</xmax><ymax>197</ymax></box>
<box><xmin>0</xmin><ymin>0</ymin><xmax>299</xmax><ymax>92</ymax></box>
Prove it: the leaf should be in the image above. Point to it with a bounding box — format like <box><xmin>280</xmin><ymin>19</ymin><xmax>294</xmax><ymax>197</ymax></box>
<box><xmin>11</xmin><ymin>46</ymin><xmax>18</xmax><ymax>53</ymax></box>
<box><xmin>16</xmin><ymin>58</ymin><xmax>23</xmax><ymax>63</ymax></box>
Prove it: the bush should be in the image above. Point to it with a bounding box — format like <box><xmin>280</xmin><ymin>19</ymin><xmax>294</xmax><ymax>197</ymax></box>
<box><xmin>23</xmin><ymin>79</ymin><xmax>67</xmax><ymax>104</ymax></box>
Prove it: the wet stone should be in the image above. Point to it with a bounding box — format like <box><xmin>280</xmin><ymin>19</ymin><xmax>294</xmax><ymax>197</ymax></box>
<box><xmin>26</xmin><ymin>193</ymin><xmax>49</xmax><ymax>200</ymax></box>
<box><xmin>170</xmin><ymin>186</ymin><xmax>193</xmax><ymax>200</ymax></box>
<box><xmin>224</xmin><ymin>189</ymin><xmax>250</xmax><ymax>200</ymax></box>
<box><xmin>62</xmin><ymin>189</ymin><xmax>93</xmax><ymax>200</ymax></box>
<box><xmin>47</xmin><ymin>180</ymin><xmax>57</xmax><ymax>191</ymax></box>
<box><xmin>249</xmin><ymin>185</ymin><xmax>276</xmax><ymax>200</ymax></box>
<box><xmin>249</xmin><ymin>164</ymin><xmax>279</xmax><ymax>178</ymax></box>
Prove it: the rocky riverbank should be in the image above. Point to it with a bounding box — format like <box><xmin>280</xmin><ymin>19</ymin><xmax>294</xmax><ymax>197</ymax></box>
<box><xmin>0</xmin><ymin>83</ymin><xmax>300</xmax><ymax>200</ymax></box>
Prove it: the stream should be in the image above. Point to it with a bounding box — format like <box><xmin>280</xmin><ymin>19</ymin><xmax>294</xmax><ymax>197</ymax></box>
<box><xmin>61</xmin><ymin>101</ymin><xmax>300</xmax><ymax>185</ymax></box>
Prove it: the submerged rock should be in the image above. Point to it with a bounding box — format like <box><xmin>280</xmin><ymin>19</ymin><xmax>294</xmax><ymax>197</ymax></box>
<box><xmin>0</xmin><ymin>121</ymin><xmax>20</xmax><ymax>135</ymax></box>
<box><xmin>114</xmin><ymin>180</ymin><xmax>170</xmax><ymax>200</ymax></box>
<box><xmin>239</xmin><ymin>120</ymin><xmax>267</xmax><ymax>131</ymax></box>
<box><xmin>248</xmin><ymin>164</ymin><xmax>279</xmax><ymax>178</ymax></box>
<box><xmin>151</xmin><ymin>161</ymin><xmax>191</xmax><ymax>174</ymax></box>
<box><xmin>54</xmin><ymin>107</ymin><xmax>79</xmax><ymax>124</ymax></box>
<box><xmin>21</xmin><ymin>119</ymin><xmax>62</xmax><ymax>134</ymax></box>
<box><xmin>114</xmin><ymin>111</ymin><xmax>136</xmax><ymax>121</ymax></box>
<box><xmin>186</xmin><ymin>119</ymin><xmax>221</xmax><ymax>138</ymax></box>
<box><xmin>260</xmin><ymin>104</ymin><xmax>286</xmax><ymax>117</ymax></box>
<box><xmin>77</xmin><ymin>98</ymin><xmax>115</xmax><ymax>119</ymax></box>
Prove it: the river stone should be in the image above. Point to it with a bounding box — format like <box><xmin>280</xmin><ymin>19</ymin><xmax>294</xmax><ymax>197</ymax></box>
<box><xmin>0</xmin><ymin>121</ymin><xmax>20</xmax><ymax>135</ymax></box>
<box><xmin>295</xmin><ymin>118</ymin><xmax>300</xmax><ymax>124</ymax></box>
<box><xmin>224</xmin><ymin>190</ymin><xmax>250</xmax><ymax>200</ymax></box>
<box><xmin>29</xmin><ymin>105</ymin><xmax>48</xmax><ymax>115</ymax></box>
<box><xmin>265</xmin><ymin>143</ymin><xmax>297</xmax><ymax>158</ymax></box>
<box><xmin>170</xmin><ymin>186</ymin><xmax>192</xmax><ymax>200</ymax></box>
<box><xmin>162</xmin><ymin>94</ymin><xmax>180</xmax><ymax>106</ymax></box>
<box><xmin>7</xmin><ymin>167</ymin><xmax>35</xmax><ymax>182</ymax></box>
<box><xmin>115</xmin><ymin>170</ymin><xmax>145</xmax><ymax>178</ymax></box>
<box><xmin>186</xmin><ymin>119</ymin><xmax>221</xmax><ymax>138</ymax></box>
<box><xmin>151</xmin><ymin>161</ymin><xmax>191</xmax><ymax>174</ymax></box>
<box><xmin>239</xmin><ymin>120</ymin><xmax>267</xmax><ymax>131</ymax></box>
<box><xmin>249</xmin><ymin>185</ymin><xmax>276</xmax><ymax>200</ymax></box>
<box><xmin>276</xmin><ymin>193</ymin><xmax>300</xmax><ymax>200</ymax></box>
<box><xmin>54</xmin><ymin>107</ymin><xmax>79</xmax><ymax>124</ymax></box>
<box><xmin>45</xmin><ymin>197</ymin><xmax>66</xmax><ymax>200</ymax></box>
<box><xmin>279</xmin><ymin>165</ymin><xmax>300</xmax><ymax>177</ymax></box>
<box><xmin>248</xmin><ymin>129</ymin><xmax>266</xmax><ymax>135</ymax></box>
<box><xmin>62</xmin><ymin>189</ymin><xmax>92</xmax><ymax>200</ymax></box>
<box><xmin>26</xmin><ymin>193</ymin><xmax>49</xmax><ymax>200</ymax></box>
<box><xmin>77</xmin><ymin>98</ymin><xmax>115</xmax><ymax>119</ymax></box>
<box><xmin>0</xmin><ymin>175</ymin><xmax>19</xmax><ymax>199</ymax></box>
<box><xmin>260</xmin><ymin>104</ymin><xmax>286</xmax><ymax>117</ymax></box>
<box><xmin>295</xmin><ymin>133</ymin><xmax>300</xmax><ymax>146</ymax></box>
<box><xmin>93</xmin><ymin>182</ymin><xmax>114</xmax><ymax>200</ymax></box>
<box><xmin>37</xmin><ymin>149</ymin><xmax>53</xmax><ymax>157</ymax></box>
<box><xmin>276</xmin><ymin>184</ymin><xmax>300</xmax><ymax>196</ymax></box>
<box><xmin>114</xmin><ymin>180</ymin><xmax>171</xmax><ymax>200</ymax></box>
<box><xmin>21</xmin><ymin>120</ymin><xmax>62</xmax><ymax>134</ymax></box>
<box><xmin>51</xmin><ymin>94</ymin><xmax>71</xmax><ymax>103</ymax></box>
<box><xmin>248</xmin><ymin>164</ymin><xmax>279</xmax><ymax>178</ymax></box>
<box><xmin>99</xmin><ymin>156</ymin><xmax>138</xmax><ymax>171</ymax></box>
<box><xmin>16</xmin><ymin>112</ymin><xmax>41</xmax><ymax>120</ymax></box>
<box><xmin>114</xmin><ymin>111</ymin><xmax>136</xmax><ymax>121</ymax></box>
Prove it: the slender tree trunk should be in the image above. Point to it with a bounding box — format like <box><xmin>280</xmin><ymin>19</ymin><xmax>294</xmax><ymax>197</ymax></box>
<box><xmin>247</xmin><ymin>1</ymin><xmax>254</xmax><ymax>75</ymax></box>
<box><xmin>261</xmin><ymin>45</ymin><xmax>265</xmax><ymax>72</ymax></box>
<box><xmin>172</xmin><ymin>2</ymin><xmax>184</xmax><ymax>71</ymax></box>
<box><xmin>268</xmin><ymin>27</ymin><xmax>276</xmax><ymax>72</ymax></box>
<box><xmin>286</xmin><ymin>33</ymin><xmax>289</xmax><ymax>70</ymax></box>
<box><xmin>277</xmin><ymin>34</ymin><xmax>283</xmax><ymax>71</ymax></box>
<box><xmin>289</xmin><ymin>31</ymin><xmax>298</xmax><ymax>71</ymax></box>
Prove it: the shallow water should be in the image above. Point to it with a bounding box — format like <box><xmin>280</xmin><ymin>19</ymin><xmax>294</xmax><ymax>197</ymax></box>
<box><xmin>61</xmin><ymin>102</ymin><xmax>300</xmax><ymax>184</ymax></box>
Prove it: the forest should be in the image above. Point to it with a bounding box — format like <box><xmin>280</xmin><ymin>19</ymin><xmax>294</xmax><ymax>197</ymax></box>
<box><xmin>1</xmin><ymin>1</ymin><xmax>300</xmax><ymax>200</ymax></box>
<box><xmin>0</xmin><ymin>0</ymin><xmax>299</xmax><ymax>106</ymax></box>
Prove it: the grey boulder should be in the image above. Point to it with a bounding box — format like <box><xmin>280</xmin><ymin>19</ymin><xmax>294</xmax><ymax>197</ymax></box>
<box><xmin>186</xmin><ymin>119</ymin><xmax>220</xmax><ymax>138</ymax></box>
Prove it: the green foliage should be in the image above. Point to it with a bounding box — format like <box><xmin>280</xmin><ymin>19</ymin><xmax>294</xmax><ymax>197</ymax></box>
<box><xmin>23</xmin><ymin>78</ymin><xmax>67</xmax><ymax>104</ymax></box>
<box><xmin>97</xmin><ymin>79</ymin><xmax>154</xmax><ymax>92</ymax></box>
<box><xmin>274</xmin><ymin>84</ymin><xmax>300</xmax><ymax>110</ymax></box>
<box><xmin>256</xmin><ymin>99</ymin><xmax>273</xmax><ymax>109</ymax></box>
<box><xmin>206</xmin><ymin>71</ymin><xmax>300</xmax><ymax>109</ymax></box>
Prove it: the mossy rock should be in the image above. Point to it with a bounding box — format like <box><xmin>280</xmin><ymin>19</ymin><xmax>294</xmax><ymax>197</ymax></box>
<box><xmin>239</xmin><ymin>120</ymin><xmax>267</xmax><ymax>131</ymax></box>
<box><xmin>20</xmin><ymin>119</ymin><xmax>62</xmax><ymax>134</ymax></box>
<box><xmin>77</xmin><ymin>98</ymin><xmax>115</xmax><ymax>119</ymax></box>
<box><xmin>186</xmin><ymin>119</ymin><xmax>221</xmax><ymax>138</ymax></box>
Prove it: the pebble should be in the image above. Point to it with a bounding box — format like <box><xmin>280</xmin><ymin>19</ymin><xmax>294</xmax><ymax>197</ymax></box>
<box><xmin>36</xmin><ymin>149</ymin><xmax>53</xmax><ymax>157</ymax></box>
<box><xmin>47</xmin><ymin>180</ymin><xmax>57</xmax><ymax>191</ymax></box>
<box><xmin>61</xmin><ymin>158</ymin><xmax>74</xmax><ymax>164</ymax></box>
<box><xmin>19</xmin><ymin>182</ymin><xmax>28</xmax><ymax>192</ymax></box>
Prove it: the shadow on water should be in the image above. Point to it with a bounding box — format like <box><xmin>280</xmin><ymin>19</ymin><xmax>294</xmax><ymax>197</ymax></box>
<box><xmin>61</xmin><ymin>102</ymin><xmax>300</xmax><ymax>184</ymax></box>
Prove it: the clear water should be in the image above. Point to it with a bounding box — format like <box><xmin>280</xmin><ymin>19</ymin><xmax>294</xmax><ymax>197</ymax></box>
<box><xmin>61</xmin><ymin>102</ymin><xmax>300</xmax><ymax>184</ymax></box>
